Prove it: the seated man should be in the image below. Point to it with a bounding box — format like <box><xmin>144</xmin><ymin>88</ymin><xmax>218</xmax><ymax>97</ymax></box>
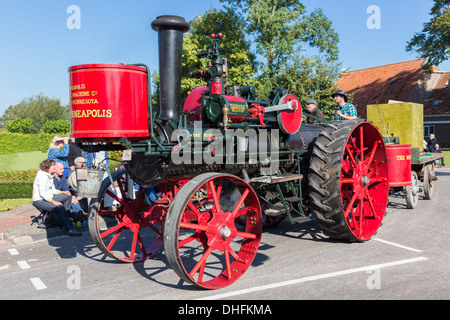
<box><xmin>305</xmin><ymin>98</ymin><xmax>325</xmax><ymax>124</ymax></box>
<box><xmin>53</xmin><ymin>162</ymin><xmax>86</xmax><ymax>221</ymax></box>
<box><xmin>32</xmin><ymin>159</ymin><xmax>81</xmax><ymax>236</ymax></box>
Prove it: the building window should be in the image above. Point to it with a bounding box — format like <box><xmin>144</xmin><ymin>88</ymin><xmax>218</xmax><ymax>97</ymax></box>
<box><xmin>432</xmin><ymin>99</ymin><xmax>441</xmax><ymax>107</ymax></box>
<box><xmin>424</xmin><ymin>125</ymin><xmax>435</xmax><ymax>137</ymax></box>
<box><xmin>445</xmin><ymin>79</ymin><xmax>450</xmax><ymax>87</ymax></box>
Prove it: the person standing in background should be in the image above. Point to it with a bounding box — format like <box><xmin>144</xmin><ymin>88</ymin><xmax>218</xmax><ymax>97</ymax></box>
<box><xmin>48</xmin><ymin>135</ymin><xmax>70</xmax><ymax>177</ymax></box>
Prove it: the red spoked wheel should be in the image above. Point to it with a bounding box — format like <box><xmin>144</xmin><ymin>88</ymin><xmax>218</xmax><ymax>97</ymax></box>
<box><xmin>88</xmin><ymin>170</ymin><xmax>165</xmax><ymax>262</ymax></box>
<box><xmin>164</xmin><ymin>173</ymin><xmax>262</xmax><ymax>289</ymax></box>
<box><xmin>309</xmin><ymin>120</ymin><xmax>390</xmax><ymax>242</ymax></box>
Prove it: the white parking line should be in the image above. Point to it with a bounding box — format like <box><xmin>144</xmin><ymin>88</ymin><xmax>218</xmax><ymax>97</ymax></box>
<box><xmin>17</xmin><ymin>261</ymin><xmax>31</xmax><ymax>270</ymax></box>
<box><xmin>30</xmin><ymin>278</ymin><xmax>47</xmax><ymax>290</ymax></box>
<box><xmin>372</xmin><ymin>238</ymin><xmax>423</xmax><ymax>252</ymax></box>
<box><xmin>197</xmin><ymin>257</ymin><xmax>428</xmax><ymax>300</ymax></box>
<box><xmin>8</xmin><ymin>249</ymin><xmax>19</xmax><ymax>256</ymax></box>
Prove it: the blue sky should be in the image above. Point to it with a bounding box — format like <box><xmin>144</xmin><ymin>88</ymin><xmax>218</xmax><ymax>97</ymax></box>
<box><xmin>0</xmin><ymin>0</ymin><xmax>448</xmax><ymax>116</ymax></box>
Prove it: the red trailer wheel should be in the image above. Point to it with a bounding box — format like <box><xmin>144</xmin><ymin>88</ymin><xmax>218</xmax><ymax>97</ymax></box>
<box><xmin>309</xmin><ymin>120</ymin><xmax>390</xmax><ymax>241</ymax></box>
<box><xmin>88</xmin><ymin>170</ymin><xmax>165</xmax><ymax>262</ymax></box>
<box><xmin>164</xmin><ymin>173</ymin><xmax>262</xmax><ymax>289</ymax></box>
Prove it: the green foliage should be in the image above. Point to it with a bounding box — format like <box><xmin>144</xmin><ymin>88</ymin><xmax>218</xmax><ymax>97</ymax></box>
<box><xmin>406</xmin><ymin>0</ymin><xmax>450</xmax><ymax>67</ymax></box>
<box><xmin>0</xmin><ymin>94</ymin><xmax>69</xmax><ymax>133</ymax></box>
<box><xmin>0</xmin><ymin>170</ymin><xmax>37</xmax><ymax>183</ymax></box>
<box><xmin>42</xmin><ymin>119</ymin><xmax>70</xmax><ymax>134</ymax></box>
<box><xmin>6</xmin><ymin>118</ymin><xmax>33</xmax><ymax>134</ymax></box>
<box><xmin>0</xmin><ymin>182</ymin><xmax>33</xmax><ymax>200</ymax></box>
<box><xmin>0</xmin><ymin>170</ymin><xmax>36</xmax><ymax>200</ymax></box>
<box><xmin>258</xmin><ymin>54</ymin><xmax>343</xmax><ymax>120</ymax></box>
<box><xmin>178</xmin><ymin>9</ymin><xmax>256</xmax><ymax>105</ymax></box>
<box><xmin>0</xmin><ymin>132</ymin><xmax>53</xmax><ymax>155</ymax></box>
<box><xmin>221</xmin><ymin>0</ymin><xmax>339</xmax><ymax>77</ymax></box>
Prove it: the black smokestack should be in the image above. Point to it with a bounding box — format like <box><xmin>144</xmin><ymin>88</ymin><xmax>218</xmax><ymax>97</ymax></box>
<box><xmin>151</xmin><ymin>15</ymin><xmax>190</xmax><ymax>122</ymax></box>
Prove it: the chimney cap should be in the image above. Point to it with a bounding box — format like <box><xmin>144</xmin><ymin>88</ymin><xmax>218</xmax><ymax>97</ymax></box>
<box><xmin>151</xmin><ymin>15</ymin><xmax>190</xmax><ymax>33</ymax></box>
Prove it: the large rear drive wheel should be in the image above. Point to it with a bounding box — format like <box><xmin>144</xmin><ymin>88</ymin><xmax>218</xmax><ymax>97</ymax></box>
<box><xmin>164</xmin><ymin>173</ymin><xmax>262</xmax><ymax>289</ymax></box>
<box><xmin>308</xmin><ymin>120</ymin><xmax>390</xmax><ymax>242</ymax></box>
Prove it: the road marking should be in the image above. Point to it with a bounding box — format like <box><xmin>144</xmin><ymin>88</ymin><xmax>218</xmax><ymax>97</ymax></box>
<box><xmin>8</xmin><ymin>249</ymin><xmax>19</xmax><ymax>256</ymax></box>
<box><xmin>17</xmin><ymin>261</ymin><xmax>30</xmax><ymax>270</ymax></box>
<box><xmin>372</xmin><ymin>238</ymin><xmax>423</xmax><ymax>252</ymax></box>
<box><xmin>30</xmin><ymin>278</ymin><xmax>47</xmax><ymax>290</ymax></box>
<box><xmin>197</xmin><ymin>257</ymin><xmax>428</xmax><ymax>300</ymax></box>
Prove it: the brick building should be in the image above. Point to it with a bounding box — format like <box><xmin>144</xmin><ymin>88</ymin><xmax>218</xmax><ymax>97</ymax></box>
<box><xmin>335</xmin><ymin>59</ymin><xmax>450</xmax><ymax>145</ymax></box>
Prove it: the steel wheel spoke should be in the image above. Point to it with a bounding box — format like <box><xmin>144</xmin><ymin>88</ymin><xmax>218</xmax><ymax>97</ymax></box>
<box><xmin>105</xmin><ymin>189</ymin><xmax>122</xmax><ymax>204</ymax></box>
<box><xmin>224</xmin><ymin>249</ymin><xmax>232</xmax><ymax>281</ymax></box>
<box><xmin>178</xmin><ymin>234</ymin><xmax>197</xmax><ymax>248</ymax></box>
<box><xmin>364</xmin><ymin>189</ymin><xmax>378</xmax><ymax>220</ymax></box>
<box><xmin>106</xmin><ymin>230</ymin><xmax>122</xmax><ymax>251</ymax></box>
<box><xmin>187</xmin><ymin>201</ymin><xmax>202</xmax><ymax>218</ymax></box>
<box><xmin>366</xmin><ymin>140</ymin><xmax>379</xmax><ymax>167</ymax></box>
<box><xmin>180</xmin><ymin>222</ymin><xmax>208</xmax><ymax>232</ymax></box>
<box><xmin>129</xmin><ymin>229</ymin><xmax>139</xmax><ymax>261</ymax></box>
<box><xmin>359</xmin><ymin>126</ymin><xmax>364</xmax><ymax>162</ymax></box>
<box><xmin>189</xmin><ymin>246</ymin><xmax>213</xmax><ymax>278</ymax></box>
<box><xmin>208</xmin><ymin>181</ymin><xmax>220</xmax><ymax>212</ymax></box>
<box><xmin>116</xmin><ymin>179</ymin><xmax>127</xmax><ymax>201</ymax></box>
<box><xmin>344</xmin><ymin>193</ymin><xmax>358</xmax><ymax>219</ymax></box>
<box><xmin>100</xmin><ymin>220</ymin><xmax>128</xmax><ymax>239</ymax></box>
<box><xmin>231</xmin><ymin>189</ymin><xmax>250</xmax><ymax>217</ymax></box>
<box><xmin>98</xmin><ymin>209</ymin><xmax>118</xmax><ymax>216</ymax></box>
<box><xmin>236</xmin><ymin>231</ymin><xmax>258</xmax><ymax>239</ymax></box>
<box><xmin>345</xmin><ymin>144</ymin><xmax>358</xmax><ymax>167</ymax></box>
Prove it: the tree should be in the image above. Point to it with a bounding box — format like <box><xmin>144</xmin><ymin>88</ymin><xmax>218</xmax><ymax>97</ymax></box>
<box><xmin>181</xmin><ymin>8</ymin><xmax>257</xmax><ymax>100</ymax></box>
<box><xmin>0</xmin><ymin>94</ymin><xmax>69</xmax><ymax>133</ymax></box>
<box><xmin>219</xmin><ymin>0</ymin><xmax>342</xmax><ymax>119</ymax></box>
<box><xmin>263</xmin><ymin>54</ymin><xmax>343</xmax><ymax>119</ymax></box>
<box><xmin>406</xmin><ymin>0</ymin><xmax>450</xmax><ymax>68</ymax></box>
<box><xmin>221</xmin><ymin>0</ymin><xmax>339</xmax><ymax>77</ymax></box>
<box><xmin>5</xmin><ymin>118</ymin><xmax>33</xmax><ymax>134</ymax></box>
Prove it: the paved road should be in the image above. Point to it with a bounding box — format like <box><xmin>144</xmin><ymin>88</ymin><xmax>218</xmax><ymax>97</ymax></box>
<box><xmin>1</xmin><ymin>168</ymin><xmax>449</xmax><ymax>303</ymax></box>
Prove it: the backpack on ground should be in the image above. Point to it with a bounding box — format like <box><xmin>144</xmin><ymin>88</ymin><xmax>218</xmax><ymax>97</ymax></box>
<box><xmin>33</xmin><ymin>210</ymin><xmax>61</xmax><ymax>229</ymax></box>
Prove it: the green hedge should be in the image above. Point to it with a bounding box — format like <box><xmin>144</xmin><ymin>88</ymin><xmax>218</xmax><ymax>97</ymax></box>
<box><xmin>0</xmin><ymin>182</ymin><xmax>33</xmax><ymax>200</ymax></box>
<box><xmin>0</xmin><ymin>170</ymin><xmax>36</xmax><ymax>200</ymax></box>
<box><xmin>0</xmin><ymin>132</ymin><xmax>54</xmax><ymax>155</ymax></box>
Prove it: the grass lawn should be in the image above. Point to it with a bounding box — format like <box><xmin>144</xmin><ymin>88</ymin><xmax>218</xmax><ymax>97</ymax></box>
<box><xmin>0</xmin><ymin>151</ymin><xmax>47</xmax><ymax>172</ymax></box>
<box><xmin>0</xmin><ymin>152</ymin><xmax>46</xmax><ymax>211</ymax></box>
<box><xmin>0</xmin><ymin>198</ymin><xmax>31</xmax><ymax>212</ymax></box>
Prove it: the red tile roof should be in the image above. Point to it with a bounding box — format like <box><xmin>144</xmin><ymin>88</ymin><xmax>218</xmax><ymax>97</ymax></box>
<box><xmin>335</xmin><ymin>59</ymin><xmax>429</xmax><ymax>119</ymax></box>
<box><xmin>424</xmin><ymin>72</ymin><xmax>450</xmax><ymax>115</ymax></box>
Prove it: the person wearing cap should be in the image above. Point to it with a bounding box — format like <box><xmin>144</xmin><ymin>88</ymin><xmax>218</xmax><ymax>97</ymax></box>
<box><xmin>305</xmin><ymin>98</ymin><xmax>325</xmax><ymax>124</ymax></box>
<box><xmin>331</xmin><ymin>90</ymin><xmax>357</xmax><ymax>120</ymax></box>
<box><xmin>67</xmin><ymin>156</ymin><xmax>89</xmax><ymax>215</ymax></box>
<box><xmin>68</xmin><ymin>156</ymin><xmax>86</xmax><ymax>192</ymax></box>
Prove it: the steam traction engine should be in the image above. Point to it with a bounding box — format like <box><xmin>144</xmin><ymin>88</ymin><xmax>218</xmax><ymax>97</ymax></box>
<box><xmin>69</xmin><ymin>15</ymin><xmax>391</xmax><ymax>289</ymax></box>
